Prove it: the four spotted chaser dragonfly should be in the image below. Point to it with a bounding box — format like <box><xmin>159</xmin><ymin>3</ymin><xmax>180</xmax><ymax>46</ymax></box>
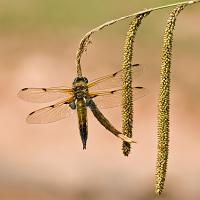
<box><xmin>18</xmin><ymin>64</ymin><xmax>145</xmax><ymax>149</ymax></box>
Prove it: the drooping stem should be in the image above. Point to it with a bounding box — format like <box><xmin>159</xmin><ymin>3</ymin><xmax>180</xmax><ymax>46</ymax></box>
<box><xmin>75</xmin><ymin>1</ymin><xmax>199</xmax><ymax>76</ymax></box>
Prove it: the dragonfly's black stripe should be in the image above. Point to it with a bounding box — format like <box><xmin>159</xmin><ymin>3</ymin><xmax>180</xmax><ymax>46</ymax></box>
<box><xmin>76</xmin><ymin>98</ymin><xmax>88</xmax><ymax>150</ymax></box>
<box><xmin>79</xmin><ymin>123</ymin><xmax>88</xmax><ymax>150</ymax></box>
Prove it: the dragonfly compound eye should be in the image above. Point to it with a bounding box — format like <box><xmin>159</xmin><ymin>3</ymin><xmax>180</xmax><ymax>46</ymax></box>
<box><xmin>82</xmin><ymin>77</ymin><xmax>88</xmax><ymax>83</ymax></box>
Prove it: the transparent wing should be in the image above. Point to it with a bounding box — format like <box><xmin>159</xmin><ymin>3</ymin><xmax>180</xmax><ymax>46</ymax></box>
<box><xmin>89</xmin><ymin>86</ymin><xmax>146</xmax><ymax>109</ymax></box>
<box><xmin>18</xmin><ymin>86</ymin><xmax>73</xmax><ymax>103</ymax></box>
<box><xmin>88</xmin><ymin>64</ymin><xmax>142</xmax><ymax>91</ymax></box>
<box><xmin>26</xmin><ymin>99</ymin><xmax>73</xmax><ymax>124</ymax></box>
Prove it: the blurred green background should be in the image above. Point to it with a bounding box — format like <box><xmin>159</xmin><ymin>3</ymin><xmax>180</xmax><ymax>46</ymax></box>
<box><xmin>0</xmin><ymin>1</ymin><xmax>199</xmax><ymax>200</ymax></box>
<box><xmin>0</xmin><ymin>0</ymin><xmax>184</xmax><ymax>28</ymax></box>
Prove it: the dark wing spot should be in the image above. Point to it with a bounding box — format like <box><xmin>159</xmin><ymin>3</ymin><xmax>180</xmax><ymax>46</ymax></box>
<box><xmin>113</xmin><ymin>72</ymin><xmax>118</xmax><ymax>77</ymax></box>
<box><xmin>49</xmin><ymin>105</ymin><xmax>55</xmax><ymax>108</ymax></box>
<box><xmin>64</xmin><ymin>101</ymin><xmax>69</xmax><ymax>104</ymax></box>
<box><xmin>29</xmin><ymin>111</ymin><xmax>35</xmax><ymax>115</ymax></box>
<box><xmin>135</xmin><ymin>86</ymin><xmax>143</xmax><ymax>89</ymax></box>
<box><xmin>131</xmin><ymin>63</ymin><xmax>140</xmax><ymax>67</ymax></box>
<box><xmin>110</xmin><ymin>90</ymin><xmax>116</xmax><ymax>94</ymax></box>
<box><xmin>42</xmin><ymin>88</ymin><xmax>47</xmax><ymax>92</ymax></box>
<box><xmin>22</xmin><ymin>88</ymin><xmax>28</xmax><ymax>91</ymax></box>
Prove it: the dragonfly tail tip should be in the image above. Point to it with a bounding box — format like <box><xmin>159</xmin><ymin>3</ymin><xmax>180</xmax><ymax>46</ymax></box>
<box><xmin>83</xmin><ymin>145</ymin><xmax>87</xmax><ymax>150</ymax></box>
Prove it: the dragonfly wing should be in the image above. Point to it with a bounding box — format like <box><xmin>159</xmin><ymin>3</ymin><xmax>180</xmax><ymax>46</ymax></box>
<box><xmin>26</xmin><ymin>99</ymin><xmax>73</xmax><ymax>124</ymax></box>
<box><xmin>88</xmin><ymin>64</ymin><xmax>143</xmax><ymax>91</ymax></box>
<box><xmin>90</xmin><ymin>86</ymin><xmax>146</xmax><ymax>109</ymax></box>
<box><xmin>18</xmin><ymin>87</ymin><xmax>73</xmax><ymax>103</ymax></box>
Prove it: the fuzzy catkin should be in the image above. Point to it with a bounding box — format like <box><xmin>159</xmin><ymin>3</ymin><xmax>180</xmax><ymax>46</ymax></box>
<box><xmin>122</xmin><ymin>13</ymin><xmax>150</xmax><ymax>156</ymax></box>
<box><xmin>156</xmin><ymin>4</ymin><xmax>187</xmax><ymax>195</ymax></box>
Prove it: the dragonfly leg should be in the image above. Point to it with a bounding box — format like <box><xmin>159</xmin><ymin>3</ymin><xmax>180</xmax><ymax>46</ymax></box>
<box><xmin>85</xmin><ymin>98</ymin><xmax>91</xmax><ymax>107</ymax></box>
<box><xmin>69</xmin><ymin>101</ymin><xmax>76</xmax><ymax>110</ymax></box>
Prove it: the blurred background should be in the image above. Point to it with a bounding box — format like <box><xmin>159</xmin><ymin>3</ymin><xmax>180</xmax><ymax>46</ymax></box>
<box><xmin>0</xmin><ymin>0</ymin><xmax>199</xmax><ymax>199</ymax></box>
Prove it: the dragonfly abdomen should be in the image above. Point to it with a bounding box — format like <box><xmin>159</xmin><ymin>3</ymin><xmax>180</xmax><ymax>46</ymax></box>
<box><xmin>76</xmin><ymin>98</ymin><xmax>88</xmax><ymax>149</ymax></box>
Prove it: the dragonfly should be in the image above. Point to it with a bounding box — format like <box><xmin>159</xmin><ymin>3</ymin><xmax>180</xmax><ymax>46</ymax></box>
<box><xmin>18</xmin><ymin>64</ymin><xmax>145</xmax><ymax>149</ymax></box>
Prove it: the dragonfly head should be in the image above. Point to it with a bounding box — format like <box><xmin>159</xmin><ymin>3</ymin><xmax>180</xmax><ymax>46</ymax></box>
<box><xmin>73</xmin><ymin>76</ymin><xmax>88</xmax><ymax>86</ymax></box>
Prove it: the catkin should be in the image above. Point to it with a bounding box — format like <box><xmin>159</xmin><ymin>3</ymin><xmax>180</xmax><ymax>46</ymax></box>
<box><xmin>122</xmin><ymin>13</ymin><xmax>150</xmax><ymax>156</ymax></box>
<box><xmin>156</xmin><ymin>4</ymin><xmax>187</xmax><ymax>195</ymax></box>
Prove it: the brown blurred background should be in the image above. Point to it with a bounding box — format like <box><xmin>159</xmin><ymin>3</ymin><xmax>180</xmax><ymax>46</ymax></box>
<box><xmin>0</xmin><ymin>0</ymin><xmax>199</xmax><ymax>199</ymax></box>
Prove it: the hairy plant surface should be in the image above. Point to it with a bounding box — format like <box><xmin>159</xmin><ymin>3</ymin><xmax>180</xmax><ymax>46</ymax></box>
<box><xmin>155</xmin><ymin>4</ymin><xmax>189</xmax><ymax>195</ymax></box>
<box><xmin>121</xmin><ymin>13</ymin><xmax>150</xmax><ymax>156</ymax></box>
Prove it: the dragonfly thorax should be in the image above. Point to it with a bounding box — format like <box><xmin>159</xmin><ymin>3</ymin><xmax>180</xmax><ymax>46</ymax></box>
<box><xmin>73</xmin><ymin>76</ymin><xmax>89</xmax><ymax>99</ymax></box>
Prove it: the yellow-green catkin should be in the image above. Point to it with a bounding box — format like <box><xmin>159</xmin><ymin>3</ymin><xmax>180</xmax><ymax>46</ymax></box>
<box><xmin>156</xmin><ymin>4</ymin><xmax>187</xmax><ymax>195</ymax></box>
<box><xmin>122</xmin><ymin>12</ymin><xmax>150</xmax><ymax>156</ymax></box>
